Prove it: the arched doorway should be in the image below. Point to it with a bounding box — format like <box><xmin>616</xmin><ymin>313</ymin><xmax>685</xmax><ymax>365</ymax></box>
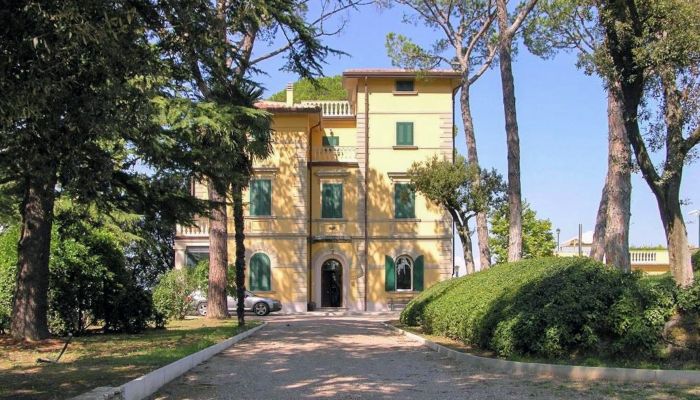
<box><xmin>321</xmin><ymin>259</ymin><xmax>342</xmax><ymax>307</ymax></box>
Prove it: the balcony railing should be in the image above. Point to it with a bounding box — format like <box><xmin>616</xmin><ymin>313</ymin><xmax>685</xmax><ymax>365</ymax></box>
<box><xmin>301</xmin><ymin>100</ymin><xmax>354</xmax><ymax>117</ymax></box>
<box><xmin>629</xmin><ymin>250</ymin><xmax>670</xmax><ymax>265</ymax></box>
<box><xmin>176</xmin><ymin>217</ymin><xmax>210</xmax><ymax>237</ymax></box>
<box><xmin>312</xmin><ymin>146</ymin><xmax>357</xmax><ymax>162</ymax></box>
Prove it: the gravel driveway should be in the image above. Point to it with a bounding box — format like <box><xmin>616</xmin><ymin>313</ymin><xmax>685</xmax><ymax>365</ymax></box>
<box><xmin>152</xmin><ymin>315</ymin><xmax>699</xmax><ymax>400</ymax></box>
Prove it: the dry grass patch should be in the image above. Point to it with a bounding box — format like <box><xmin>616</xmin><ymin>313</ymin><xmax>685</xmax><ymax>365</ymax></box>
<box><xmin>0</xmin><ymin>317</ymin><xmax>259</xmax><ymax>400</ymax></box>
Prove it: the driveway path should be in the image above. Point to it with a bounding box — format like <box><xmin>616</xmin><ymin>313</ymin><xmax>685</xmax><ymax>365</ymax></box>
<box><xmin>152</xmin><ymin>315</ymin><xmax>698</xmax><ymax>400</ymax></box>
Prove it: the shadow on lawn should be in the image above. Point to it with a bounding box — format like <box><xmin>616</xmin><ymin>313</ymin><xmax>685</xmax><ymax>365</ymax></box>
<box><xmin>0</xmin><ymin>321</ymin><xmax>250</xmax><ymax>400</ymax></box>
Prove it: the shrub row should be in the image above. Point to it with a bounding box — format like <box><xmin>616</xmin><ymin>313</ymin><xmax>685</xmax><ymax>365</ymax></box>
<box><xmin>152</xmin><ymin>261</ymin><xmax>237</xmax><ymax>320</ymax></box>
<box><xmin>401</xmin><ymin>257</ymin><xmax>697</xmax><ymax>359</ymax></box>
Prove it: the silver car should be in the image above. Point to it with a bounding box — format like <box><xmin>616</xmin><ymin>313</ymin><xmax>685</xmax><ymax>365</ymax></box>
<box><xmin>190</xmin><ymin>290</ymin><xmax>282</xmax><ymax>316</ymax></box>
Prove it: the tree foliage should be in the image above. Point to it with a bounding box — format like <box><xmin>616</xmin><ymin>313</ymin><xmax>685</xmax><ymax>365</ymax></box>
<box><xmin>489</xmin><ymin>202</ymin><xmax>556</xmax><ymax>263</ymax></box>
<box><xmin>0</xmin><ymin>0</ymin><xmax>185</xmax><ymax>339</ymax></box>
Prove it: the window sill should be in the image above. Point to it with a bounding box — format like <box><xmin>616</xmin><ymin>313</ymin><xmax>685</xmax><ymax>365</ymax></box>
<box><xmin>319</xmin><ymin>217</ymin><xmax>346</xmax><ymax>221</ymax></box>
<box><xmin>394</xmin><ymin>218</ymin><xmax>420</xmax><ymax>222</ymax></box>
<box><xmin>392</xmin><ymin>145</ymin><xmax>418</xmax><ymax>150</ymax></box>
<box><xmin>247</xmin><ymin>215</ymin><xmax>274</xmax><ymax>219</ymax></box>
<box><xmin>392</xmin><ymin>91</ymin><xmax>418</xmax><ymax>96</ymax></box>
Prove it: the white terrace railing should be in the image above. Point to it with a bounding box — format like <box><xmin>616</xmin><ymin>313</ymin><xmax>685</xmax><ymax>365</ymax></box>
<box><xmin>312</xmin><ymin>146</ymin><xmax>357</xmax><ymax>162</ymax></box>
<box><xmin>176</xmin><ymin>217</ymin><xmax>210</xmax><ymax>237</ymax></box>
<box><xmin>301</xmin><ymin>100</ymin><xmax>354</xmax><ymax>117</ymax></box>
<box><xmin>629</xmin><ymin>250</ymin><xmax>660</xmax><ymax>264</ymax></box>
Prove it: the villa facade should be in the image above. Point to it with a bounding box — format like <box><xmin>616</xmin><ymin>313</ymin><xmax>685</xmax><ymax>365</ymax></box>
<box><xmin>173</xmin><ymin>69</ymin><xmax>460</xmax><ymax>312</ymax></box>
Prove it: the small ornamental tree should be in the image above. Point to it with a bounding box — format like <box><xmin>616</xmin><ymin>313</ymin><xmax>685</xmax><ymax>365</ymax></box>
<box><xmin>407</xmin><ymin>155</ymin><xmax>505</xmax><ymax>274</ymax></box>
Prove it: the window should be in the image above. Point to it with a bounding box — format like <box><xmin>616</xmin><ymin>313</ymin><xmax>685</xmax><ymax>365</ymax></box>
<box><xmin>185</xmin><ymin>246</ymin><xmax>209</xmax><ymax>268</ymax></box>
<box><xmin>395</xmin><ymin>255</ymin><xmax>413</xmax><ymax>290</ymax></box>
<box><xmin>385</xmin><ymin>254</ymin><xmax>424</xmax><ymax>292</ymax></box>
<box><xmin>322</xmin><ymin>136</ymin><xmax>339</xmax><ymax>146</ymax></box>
<box><xmin>321</xmin><ymin>183</ymin><xmax>343</xmax><ymax>218</ymax></box>
<box><xmin>396</xmin><ymin>122</ymin><xmax>414</xmax><ymax>146</ymax></box>
<box><xmin>394</xmin><ymin>183</ymin><xmax>415</xmax><ymax>219</ymax></box>
<box><xmin>250</xmin><ymin>179</ymin><xmax>271</xmax><ymax>216</ymax></box>
<box><xmin>395</xmin><ymin>80</ymin><xmax>415</xmax><ymax>92</ymax></box>
<box><xmin>249</xmin><ymin>253</ymin><xmax>271</xmax><ymax>291</ymax></box>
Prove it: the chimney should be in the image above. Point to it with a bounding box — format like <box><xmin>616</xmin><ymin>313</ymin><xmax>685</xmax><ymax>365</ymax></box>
<box><xmin>285</xmin><ymin>83</ymin><xmax>294</xmax><ymax>106</ymax></box>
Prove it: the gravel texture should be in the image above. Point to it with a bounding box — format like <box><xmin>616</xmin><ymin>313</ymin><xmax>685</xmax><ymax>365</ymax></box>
<box><xmin>152</xmin><ymin>315</ymin><xmax>700</xmax><ymax>400</ymax></box>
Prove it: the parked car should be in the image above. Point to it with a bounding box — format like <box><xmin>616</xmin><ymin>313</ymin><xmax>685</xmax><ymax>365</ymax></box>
<box><xmin>189</xmin><ymin>290</ymin><xmax>282</xmax><ymax>316</ymax></box>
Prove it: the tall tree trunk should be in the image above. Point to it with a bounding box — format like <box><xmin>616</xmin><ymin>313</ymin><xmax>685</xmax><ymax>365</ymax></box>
<box><xmin>11</xmin><ymin>170</ymin><xmax>57</xmax><ymax>340</ymax></box>
<box><xmin>590</xmin><ymin>177</ymin><xmax>609</xmax><ymax>261</ymax></box>
<box><xmin>496</xmin><ymin>0</ymin><xmax>523</xmax><ymax>262</ymax></box>
<box><xmin>460</xmin><ymin>80</ymin><xmax>491</xmax><ymax>269</ymax></box>
<box><xmin>456</xmin><ymin>222</ymin><xmax>476</xmax><ymax>275</ymax></box>
<box><xmin>602</xmin><ymin>88</ymin><xmax>631</xmax><ymax>271</ymax></box>
<box><xmin>232</xmin><ymin>182</ymin><xmax>246</xmax><ymax>326</ymax></box>
<box><xmin>657</xmin><ymin>179</ymin><xmax>693</xmax><ymax>287</ymax></box>
<box><xmin>207</xmin><ymin>179</ymin><xmax>228</xmax><ymax>319</ymax></box>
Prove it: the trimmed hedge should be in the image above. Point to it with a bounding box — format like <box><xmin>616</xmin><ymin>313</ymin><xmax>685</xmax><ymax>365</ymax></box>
<box><xmin>401</xmin><ymin>257</ymin><xmax>682</xmax><ymax>358</ymax></box>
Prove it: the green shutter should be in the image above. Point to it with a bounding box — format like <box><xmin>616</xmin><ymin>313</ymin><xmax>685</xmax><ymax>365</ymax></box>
<box><xmin>413</xmin><ymin>255</ymin><xmax>424</xmax><ymax>291</ymax></box>
<box><xmin>385</xmin><ymin>255</ymin><xmax>396</xmax><ymax>291</ymax></box>
<box><xmin>250</xmin><ymin>180</ymin><xmax>271</xmax><ymax>216</ymax></box>
<box><xmin>394</xmin><ymin>184</ymin><xmax>415</xmax><ymax>219</ymax></box>
<box><xmin>250</xmin><ymin>254</ymin><xmax>271</xmax><ymax>291</ymax></box>
<box><xmin>322</xmin><ymin>183</ymin><xmax>342</xmax><ymax>218</ymax></box>
<box><xmin>260</xmin><ymin>257</ymin><xmax>270</xmax><ymax>291</ymax></box>
<box><xmin>396</xmin><ymin>122</ymin><xmax>414</xmax><ymax>146</ymax></box>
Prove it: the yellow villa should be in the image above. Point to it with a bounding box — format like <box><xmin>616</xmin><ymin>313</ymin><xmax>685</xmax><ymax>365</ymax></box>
<box><xmin>173</xmin><ymin>69</ymin><xmax>460</xmax><ymax>312</ymax></box>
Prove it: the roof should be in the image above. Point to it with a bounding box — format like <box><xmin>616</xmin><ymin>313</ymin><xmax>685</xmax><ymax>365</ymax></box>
<box><xmin>254</xmin><ymin>101</ymin><xmax>321</xmax><ymax>113</ymax></box>
<box><xmin>342</xmin><ymin>68</ymin><xmax>462</xmax><ymax>79</ymax></box>
<box><xmin>561</xmin><ymin>230</ymin><xmax>594</xmax><ymax>247</ymax></box>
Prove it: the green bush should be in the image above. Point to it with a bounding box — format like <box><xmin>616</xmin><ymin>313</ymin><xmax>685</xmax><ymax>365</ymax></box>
<box><xmin>692</xmin><ymin>250</ymin><xmax>699</xmax><ymax>272</ymax></box>
<box><xmin>677</xmin><ymin>278</ymin><xmax>700</xmax><ymax>314</ymax></box>
<box><xmin>153</xmin><ymin>261</ymin><xmax>237</xmax><ymax>320</ymax></box>
<box><xmin>153</xmin><ymin>267</ymin><xmax>193</xmax><ymax>320</ymax></box>
<box><xmin>0</xmin><ymin>226</ymin><xmax>19</xmax><ymax>334</ymax></box>
<box><xmin>401</xmin><ymin>257</ymin><xmax>679</xmax><ymax>359</ymax></box>
<box><xmin>1</xmin><ymin>217</ymin><xmax>158</xmax><ymax>336</ymax></box>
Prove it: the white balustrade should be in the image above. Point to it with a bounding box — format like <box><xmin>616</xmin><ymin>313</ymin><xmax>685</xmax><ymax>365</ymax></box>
<box><xmin>629</xmin><ymin>251</ymin><xmax>658</xmax><ymax>264</ymax></box>
<box><xmin>301</xmin><ymin>100</ymin><xmax>354</xmax><ymax>117</ymax></box>
<box><xmin>176</xmin><ymin>217</ymin><xmax>210</xmax><ymax>237</ymax></box>
<box><xmin>312</xmin><ymin>146</ymin><xmax>357</xmax><ymax>162</ymax></box>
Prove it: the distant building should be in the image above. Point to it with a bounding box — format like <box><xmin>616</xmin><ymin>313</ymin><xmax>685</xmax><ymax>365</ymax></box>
<box><xmin>557</xmin><ymin>230</ymin><xmax>672</xmax><ymax>275</ymax></box>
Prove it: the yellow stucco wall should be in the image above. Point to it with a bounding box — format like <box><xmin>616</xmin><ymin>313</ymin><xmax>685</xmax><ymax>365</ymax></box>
<box><xmin>174</xmin><ymin>73</ymin><xmax>456</xmax><ymax>312</ymax></box>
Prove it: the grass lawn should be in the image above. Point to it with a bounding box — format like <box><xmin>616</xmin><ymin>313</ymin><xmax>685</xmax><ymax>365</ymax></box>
<box><xmin>0</xmin><ymin>317</ymin><xmax>260</xmax><ymax>400</ymax></box>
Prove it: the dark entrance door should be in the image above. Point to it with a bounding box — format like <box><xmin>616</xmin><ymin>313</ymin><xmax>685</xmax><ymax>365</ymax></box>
<box><xmin>321</xmin><ymin>259</ymin><xmax>342</xmax><ymax>307</ymax></box>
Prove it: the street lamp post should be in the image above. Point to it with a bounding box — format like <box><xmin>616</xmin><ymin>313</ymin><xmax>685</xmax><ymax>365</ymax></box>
<box><xmin>690</xmin><ymin>210</ymin><xmax>700</xmax><ymax>248</ymax></box>
<box><xmin>556</xmin><ymin>228</ymin><xmax>561</xmax><ymax>254</ymax></box>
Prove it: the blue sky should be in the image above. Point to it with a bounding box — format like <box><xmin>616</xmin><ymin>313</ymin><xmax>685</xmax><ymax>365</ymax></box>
<box><xmin>250</xmin><ymin>3</ymin><xmax>700</xmax><ymax>254</ymax></box>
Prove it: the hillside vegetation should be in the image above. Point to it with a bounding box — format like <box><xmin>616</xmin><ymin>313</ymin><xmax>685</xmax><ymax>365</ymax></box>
<box><xmin>401</xmin><ymin>257</ymin><xmax>700</xmax><ymax>361</ymax></box>
<box><xmin>268</xmin><ymin>76</ymin><xmax>346</xmax><ymax>103</ymax></box>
